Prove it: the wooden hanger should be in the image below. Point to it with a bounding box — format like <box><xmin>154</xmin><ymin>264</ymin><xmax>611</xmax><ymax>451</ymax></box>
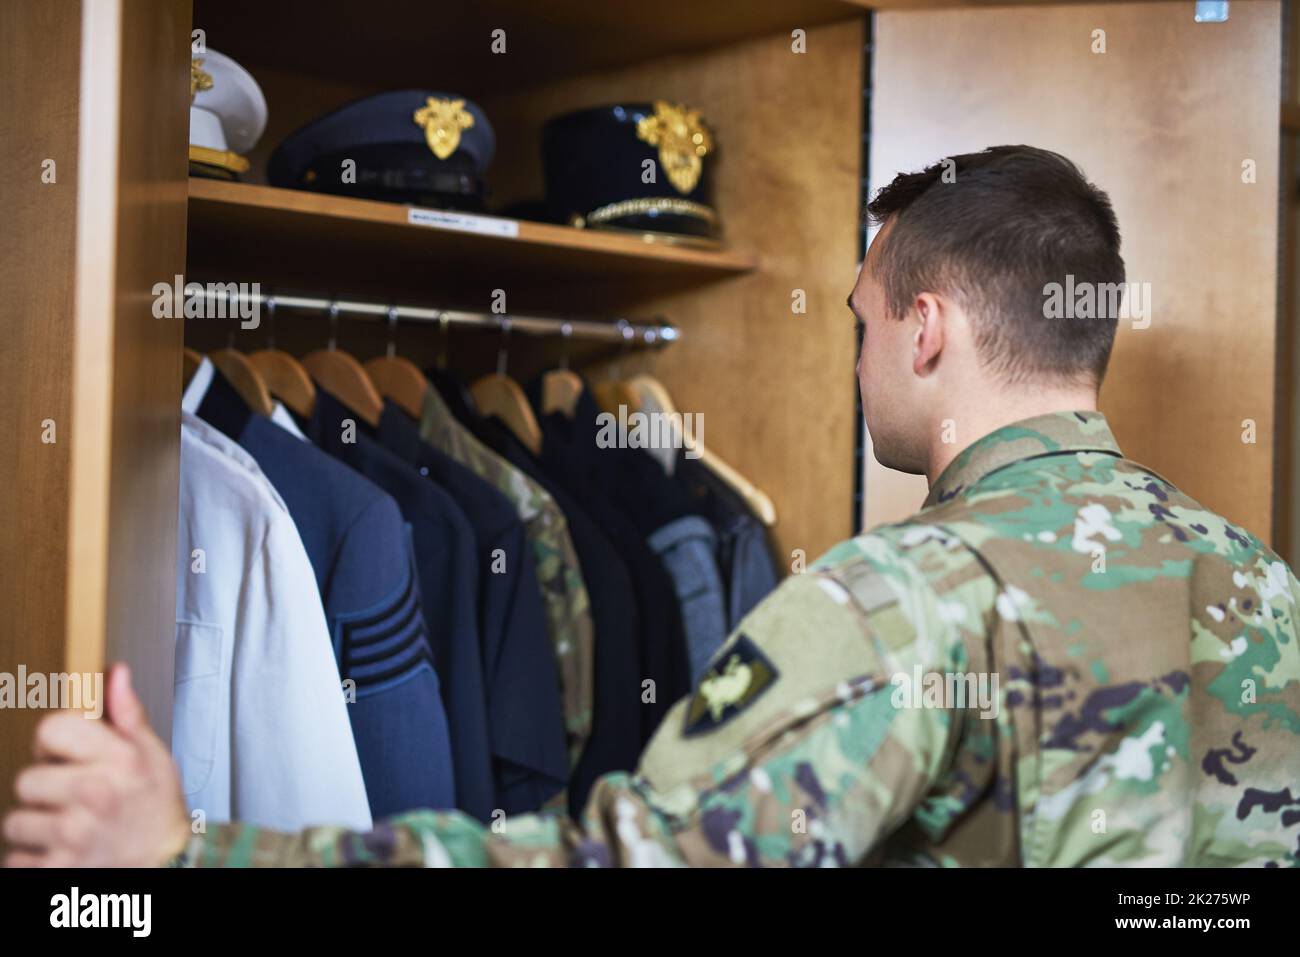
<box><xmin>248</xmin><ymin>349</ymin><xmax>316</xmax><ymax>419</ymax></box>
<box><xmin>208</xmin><ymin>348</ymin><xmax>274</xmax><ymax>416</ymax></box>
<box><xmin>540</xmin><ymin>368</ymin><xmax>585</xmax><ymax>418</ymax></box>
<box><xmin>629</xmin><ymin>374</ymin><xmax>777</xmax><ymax>527</ymax></box>
<box><xmin>624</xmin><ymin>370</ymin><xmax>676</xmax><ymax>476</ymax></box>
<box><xmin>629</xmin><ymin>374</ymin><xmax>674</xmax><ymax>413</ymax></box>
<box><xmin>364</xmin><ymin>355</ymin><xmax>428</xmax><ymax>420</ymax></box>
<box><xmin>301</xmin><ymin>349</ymin><xmax>384</xmax><ymax>428</ymax></box>
<box><xmin>540</xmin><ymin>324</ymin><xmax>583</xmax><ymax>418</ymax></box>
<box><xmin>471</xmin><ymin>373</ymin><xmax>543</xmax><ymax>456</ymax></box>
<box><xmin>591</xmin><ymin>378</ymin><xmax>642</xmax><ymax>416</ymax></box>
<box><xmin>182</xmin><ymin>347</ymin><xmax>203</xmax><ymax>389</ymax></box>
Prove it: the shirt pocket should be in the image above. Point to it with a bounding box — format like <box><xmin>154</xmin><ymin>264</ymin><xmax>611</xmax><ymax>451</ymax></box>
<box><xmin>172</xmin><ymin>620</ymin><xmax>224</xmax><ymax>799</ymax></box>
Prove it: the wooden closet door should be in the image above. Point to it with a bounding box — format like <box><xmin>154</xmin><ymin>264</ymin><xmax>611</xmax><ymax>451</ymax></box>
<box><xmin>864</xmin><ymin>1</ymin><xmax>1282</xmax><ymax>543</ymax></box>
<box><xmin>0</xmin><ymin>0</ymin><xmax>190</xmax><ymax>830</ymax></box>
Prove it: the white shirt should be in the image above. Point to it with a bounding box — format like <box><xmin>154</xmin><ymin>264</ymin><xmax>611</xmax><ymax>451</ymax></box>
<box><xmin>271</xmin><ymin>401</ymin><xmax>307</xmax><ymax>441</ymax></box>
<box><xmin>175</xmin><ymin>411</ymin><xmax>372</xmax><ymax>831</ymax></box>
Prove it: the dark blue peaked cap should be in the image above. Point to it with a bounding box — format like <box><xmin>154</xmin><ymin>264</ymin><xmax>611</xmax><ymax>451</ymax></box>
<box><xmin>269</xmin><ymin>90</ymin><xmax>495</xmax><ymax>187</ymax></box>
<box><xmin>541</xmin><ymin>102</ymin><xmax>718</xmax><ymax>240</ymax></box>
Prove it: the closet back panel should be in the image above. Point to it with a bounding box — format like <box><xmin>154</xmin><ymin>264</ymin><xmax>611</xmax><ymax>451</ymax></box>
<box><xmin>865</xmin><ymin>1</ymin><xmax>1283</xmax><ymax>545</ymax></box>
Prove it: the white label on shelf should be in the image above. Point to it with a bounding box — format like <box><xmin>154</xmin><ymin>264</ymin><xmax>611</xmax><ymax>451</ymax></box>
<box><xmin>407</xmin><ymin>208</ymin><xmax>519</xmax><ymax>237</ymax></box>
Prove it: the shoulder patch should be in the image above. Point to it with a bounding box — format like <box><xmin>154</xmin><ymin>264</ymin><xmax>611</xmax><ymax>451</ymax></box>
<box><xmin>683</xmin><ymin>634</ymin><xmax>779</xmax><ymax>738</ymax></box>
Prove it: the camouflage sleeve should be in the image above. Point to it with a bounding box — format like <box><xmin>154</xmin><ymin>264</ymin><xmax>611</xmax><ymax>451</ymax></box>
<box><xmin>522</xmin><ymin>499</ymin><xmax>594</xmax><ymax>770</ymax></box>
<box><xmin>185</xmin><ymin>546</ymin><xmax>964</xmax><ymax>867</ymax></box>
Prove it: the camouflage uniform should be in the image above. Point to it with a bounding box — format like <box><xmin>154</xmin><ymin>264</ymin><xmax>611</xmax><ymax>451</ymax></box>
<box><xmin>418</xmin><ymin>385</ymin><xmax>593</xmax><ymax>770</ymax></box>
<box><xmin>183</xmin><ymin>411</ymin><xmax>1300</xmax><ymax>867</ymax></box>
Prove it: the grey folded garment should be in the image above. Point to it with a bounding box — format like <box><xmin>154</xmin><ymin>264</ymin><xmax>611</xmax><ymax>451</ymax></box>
<box><xmin>649</xmin><ymin>515</ymin><xmax>729</xmax><ymax>687</ymax></box>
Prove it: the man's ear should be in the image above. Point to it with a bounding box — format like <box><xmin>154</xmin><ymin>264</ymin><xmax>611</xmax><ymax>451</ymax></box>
<box><xmin>911</xmin><ymin>292</ymin><xmax>945</xmax><ymax>377</ymax></box>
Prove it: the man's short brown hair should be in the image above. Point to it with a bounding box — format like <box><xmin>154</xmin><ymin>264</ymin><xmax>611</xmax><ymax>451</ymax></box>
<box><xmin>866</xmin><ymin>145</ymin><xmax>1125</xmax><ymax>384</ymax></box>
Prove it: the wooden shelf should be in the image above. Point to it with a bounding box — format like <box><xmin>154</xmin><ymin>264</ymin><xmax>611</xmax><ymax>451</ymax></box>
<box><xmin>186</xmin><ymin>179</ymin><xmax>757</xmax><ymax>300</ymax></box>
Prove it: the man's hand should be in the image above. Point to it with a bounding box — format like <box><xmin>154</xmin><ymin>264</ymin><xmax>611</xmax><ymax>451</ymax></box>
<box><xmin>3</xmin><ymin>663</ymin><xmax>190</xmax><ymax>867</ymax></box>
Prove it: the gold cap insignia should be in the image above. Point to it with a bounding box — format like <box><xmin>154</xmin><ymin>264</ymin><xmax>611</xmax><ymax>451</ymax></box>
<box><xmin>412</xmin><ymin>97</ymin><xmax>475</xmax><ymax>161</ymax></box>
<box><xmin>636</xmin><ymin>100</ymin><xmax>713</xmax><ymax>195</ymax></box>
<box><xmin>190</xmin><ymin>58</ymin><xmax>213</xmax><ymax>103</ymax></box>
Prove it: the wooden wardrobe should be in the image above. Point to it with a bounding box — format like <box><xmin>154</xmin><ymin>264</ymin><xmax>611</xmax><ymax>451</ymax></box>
<box><xmin>0</xmin><ymin>0</ymin><xmax>1289</xmax><ymax>834</ymax></box>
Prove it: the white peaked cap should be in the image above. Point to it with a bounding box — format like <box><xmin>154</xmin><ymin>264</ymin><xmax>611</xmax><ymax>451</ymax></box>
<box><xmin>190</xmin><ymin>48</ymin><xmax>267</xmax><ymax>155</ymax></box>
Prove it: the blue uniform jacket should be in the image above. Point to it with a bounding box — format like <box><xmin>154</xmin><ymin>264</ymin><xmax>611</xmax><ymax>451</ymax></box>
<box><xmin>306</xmin><ymin>388</ymin><xmax>493</xmax><ymax>821</ymax></box>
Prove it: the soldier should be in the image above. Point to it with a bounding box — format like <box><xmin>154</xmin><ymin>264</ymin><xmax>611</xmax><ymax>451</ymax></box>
<box><xmin>6</xmin><ymin>145</ymin><xmax>1299</xmax><ymax>867</ymax></box>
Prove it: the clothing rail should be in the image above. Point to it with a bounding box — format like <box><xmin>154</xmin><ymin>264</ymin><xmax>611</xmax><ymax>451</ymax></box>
<box><xmin>193</xmin><ymin>285</ymin><xmax>680</xmax><ymax>346</ymax></box>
